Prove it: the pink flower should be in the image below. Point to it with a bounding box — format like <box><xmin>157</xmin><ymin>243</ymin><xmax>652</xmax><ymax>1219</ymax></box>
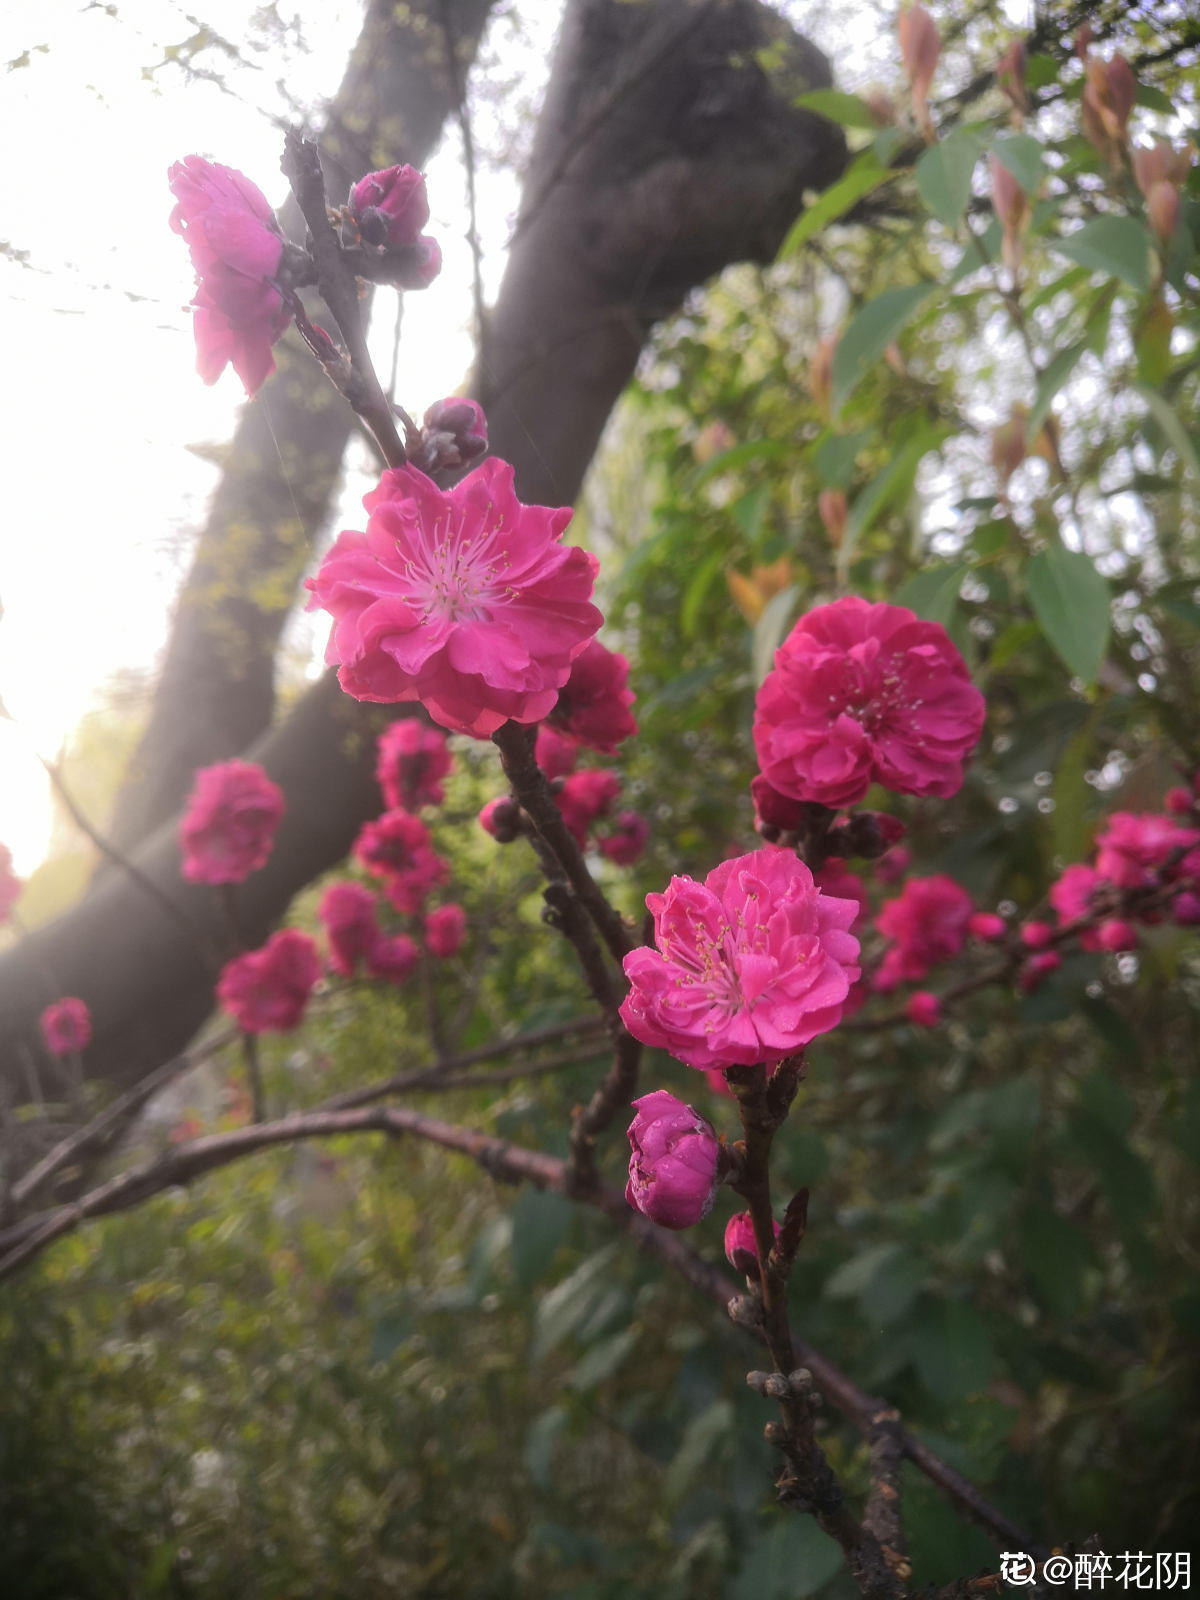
<box><xmin>376</xmin><ymin>720</ymin><xmax>453</xmax><ymax>811</ymax></box>
<box><xmin>1020</xmin><ymin>920</ymin><xmax>1054</xmax><ymax>950</ymax></box>
<box><xmin>1173</xmin><ymin>892</ymin><xmax>1200</xmax><ymax>926</ymax></box>
<box><xmin>1094</xmin><ymin>812</ymin><xmax>1199</xmax><ymax>889</ymax></box>
<box><xmin>168</xmin><ymin>156</ymin><xmax>291</xmax><ymax>395</ymax></box>
<box><xmin>724</xmin><ymin>1211</ymin><xmax>781</xmax><ymax>1276</ymax></box>
<box><xmin>307</xmin><ymin>459</ymin><xmax>602</xmax><ymax>738</ymax></box>
<box><xmin>753</xmin><ymin>597</ymin><xmax>985</xmax><ymax>807</ymax></box>
<box><xmin>598</xmin><ymin>810</ymin><xmax>649</xmax><ymax>867</ymax></box>
<box><xmin>353</xmin><ymin>809</ymin><xmax>448</xmax><ymax>914</ymax></box>
<box><xmin>968</xmin><ymin>911</ymin><xmax>1006</xmax><ymax>942</ymax></box>
<box><xmin>625</xmin><ymin>1090</ymin><xmax>721</xmax><ymax>1230</ymax></box>
<box><xmin>1096</xmin><ymin>918</ymin><xmax>1137</xmax><ymax>952</ymax></box>
<box><xmin>349</xmin><ymin>165</ymin><xmax>430</xmax><ymax>247</ymax></box>
<box><xmin>905</xmin><ymin>990</ymin><xmax>941</xmax><ymax>1027</ymax></box>
<box><xmin>40</xmin><ymin>997</ymin><xmax>91</xmax><ymax>1056</ymax></box>
<box><xmin>535</xmin><ymin>724</ymin><xmax>579</xmax><ymax>780</ymax></box>
<box><xmin>558</xmin><ymin>769</ymin><xmax>622</xmax><ymax>846</ymax></box>
<box><xmin>1049</xmin><ymin>862</ymin><xmax>1105</xmax><ymax>951</ymax></box>
<box><xmin>873</xmin><ymin>874</ymin><xmax>972</xmax><ymax>991</ymax></box>
<box><xmin>620</xmin><ymin>848</ymin><xmax>861</xmax><ymax>1070</ymax></box>
<box><xmin>0</xmin><ymin>843</ymin><xmax>22</xmax><ymax>925</ymax></box>
<box><xmin>425</xmin><ymin>903</ymin><xmax>466</xmax><ymax>959</ymax></box>
<box><xmin>814</xmin><ymin>862</ymin><xmax>869</xmax><ymax>928</ymax></box>
<box><xmin>179</xmin><ymin>761</ymin><xmax>285</xmax><ymax>885</ymax></box>
<box><xmin>547</xmin><ymin>640</ymin><xmax>637</xmax><ymax>753</ymax></box>
<box><xmin>318</xmin><ymin>882</ymin><xmax>380</xmax><ymax>978</ymax></box>
<box><xmin>366</xmin><ymin>932</ymin><xmax>420</xmax><ymax>985</ymax></box>
<box><xmin>216</xmin><ymin>929</ymin><xmax>321</xmax><ymax>1033</ymax></box>
<box><xmin>750</xmin><ymin>774</ymin><xmax>808</xmax><ymax>834</ymax></box>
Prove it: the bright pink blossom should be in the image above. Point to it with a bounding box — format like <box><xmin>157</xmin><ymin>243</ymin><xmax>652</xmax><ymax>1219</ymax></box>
<box><xmin>216</xmin><ymin>929</ymin><xmax>321</xmax><ymax>1034</ymax></box>
<box><xmin>724</xmin><ymin>1211</ymin><xmax>781</xmax><ymax>1276</ymax></box>
<box><xmin>597</xmin><ymin>810</ymin><xmax>649</xmax><ymax>867</ymax></box>
<box><xmin>753</xmin><ymin>597</ymin><xmax>985</xmax><ymax>807</ymax></box>
<box><xmin>535</xmin><ymin>724</ymin><xmax>579</xmax><ymax>780</ymax></box>
<box><xmin>558</xmin><ymin>769</ymin><xmax>622</xmax><ymax>846</ymax></box>
<box><xmin>620</xmin><ymin>848</ymin><xmax>860</xmax><ymax>1070</ymax></box>
<box><xmin>814</xmin><ymin>862</ymin><xmax>869</xmax><ymax>928</ymax></box>
<box><xmin>376</xmin><ymin>720</ymin><xmax>453</xmax><ymax>811</ymax></box>
<box><xmin>1173</xmin><ymin>892</ymin><xmax>1200</xmax><ymax>926</ymax></box>
<box><xmin>625</xmin><ymin>1091</ymin><xmax>721</xmax><ymax>1230</ymax></box>
<box><xmin>179</xmin><ymin>761</ymin><xmax>285</xmax><ymax>885</ymax></box>
<box><xmin>318</xmin><ymin>882</ymin><xmax>380</xmax><ymax>978</ymax></box>
<box><xmin>425</xmin><ymin>903</ymin><xmax>467</xmax><ymax>959</ymax></box>
<box><xmin>906</xmin><ymin>990</ymin><xmax>941</xmax><ymax>1027</ymax></box>
<box><xmin>40</xmin><ymin>997</ymin><xmax>91</xmax><ymax>1056</ymax></box>
<box><xmin>366</xmin><ymin>933</ymin><xmax>420</xmax><ymax>985</ymax></box>
<box><xmin>168</xmin><ymin>156</ymin><xmax>291</xmax><ymax>395</ymax></box>
<box><xmin>1049</xmin><ymin>863</ymin><xmax>1105</xmax><ymax>951</ymax></box>
<box><xmin>0</xmin><ymin>844</ymin><xmax>21</xmax><ymax>925</ymax></box>
<box><xmin>307</xmin><ymin>459</ymin><xmax>602</xmax><ymax>738</ymax></box>
<box><xmin>1096</xmin><ymin>918</ymin><xmax>1137</xmax><ymax>952</ymax></box>
<box><xmin>548</xmin><ymin>640</ymin><xmax>637</xmax><ymax>753</ymax></box>
<box><xmin>1165</xmin><ymin>786</ymin><xmax>1193</xmax><ymax>816</ymax></box>
<box><xmin>968</xmin><ymin>911</ymin><xmax>1007</xmax><ymax>942</ymax></box>
<box><xmin>1094</xmin><ymin>812</ymin><xmax>1199</xmax><ymax>889</ymax></box>
<box><xmin>873</xmin><ymin>874</ymin><xmax>972</xmax><ymax>991</ymax></box>
<box><xmin>353</xmin><ymin>809</ymin><xmax>449</xmax><ymax>914</ymax></box>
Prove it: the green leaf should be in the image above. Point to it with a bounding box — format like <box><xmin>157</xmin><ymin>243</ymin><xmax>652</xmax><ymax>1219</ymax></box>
<box><xmin>690</xmin><ymin>437</ymin><xmax>790</xmax><ymax>486</ymax></box>
<box><xmin>1027</xmin><ymin>340</ymin><xmax>1088</xmax><ymax>439</ymax></box>
<box><xmin>510</xmin><ymin>1187</ymin><xmax>573</xmax><ymax>1291</ymax></box>
<box><xmin>1135</xmin><ymin>83</ymin><xmax>1175</xmax><ymax>115</ymax></box>
<box><xmin>991</xmin><ymin>132</ymin><xmax>1046</xmax><ymax>194</ymax></box>
<box><xmin>893</xmin><ymin>562</ymin><xmax>966</xmax><ymax>627</ymax></box>
<box><xmin>532</xmin><ymin>1246</ymin><xmax>619</xmax><ymax>1360</ymax></box>
<box><xmin>730</xmin><ymin>1519</ymin><xmax>843</xmax><ymax>1600</ymax></box>
<box><xmin>1019</xmin><ymin>1207</ymin><xmax>1095</xmax><ymax>1318</ymax></box>
<box><xmin>811</xmin><ymin>428</ymin><xmax>870</xmax><ymax>489</ymax></box>
<box><xmin>1026</xmin><ymin>545</ymin><xmax>1111</xmax><ymax>684</ymax></box>
<box><xmin>1025</xmin><ymin>53</ymin><xmax>1058</xmax><ymax>90</ymax></box>
<box><xmin>777</xmin><ymin>153</ymin><xmax>894</xmax><ymax>258</ymax></box>
<box><xmin>1135</xmin><ymin>384</ymin><xmax>1200</xmax><ymax>486</ymax></box>
<box><xmin>792</xmin><ymin>88</ymin><xmax>882</xmax><ymax>129</ymax></box>
<box><xmin>664</xmin><ymin>1399</ymin><xmax>733</xmax><ymax>1504</ymax></box>
<box><xmin>524</xmin><ymin>1406</ymin><xmax>567</xmax><ymax>1491</ymax></box>
<box><xmin>752</xmin><ymin>583</ymin><xmax>801</xmax><ymax>685</ymax></box>
<box><xmin>567</xmin><ymin>1326</ymin><xmax>639</xmax><ymax>1392</ymax></box>
<box><xmin>679</xmin><ymin>547</ymin><xmax>726</xmax><ymax>638</ymax></box>
<box><xmin>909</xmin><ymin>1298</ymin><xmax>997</xmax><ymax>1403</ymax></box>
<box><xmin>839</xmin><ymin>422</ymin><xmax>948</xmax><ymax>578</ymax></box>
<box><xmin>1135</xmin><ymin>299</ymin><xmax>1173</xmax><ymax>387</ymax></box>
<box><xmin>1052</xmin><ymin>216</ymin><xmax>1154</xmax><ymax>293</ymax></box>
<box><xmin>832</xmin><ymin>283</ymin><xmax>933</xmax><ymax>414</ymax></box>
<box><xmin>915</xmin><ymin>128</ymin><xmax>983</xmax><ymax>226</ymax></box>
<box><xmin>1052</xmin><ymin>725</ymin><xmax>1095</xmax><ymax>863</ymax></box>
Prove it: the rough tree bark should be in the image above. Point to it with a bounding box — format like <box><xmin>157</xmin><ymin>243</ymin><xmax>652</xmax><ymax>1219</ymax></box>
<box><xmin>107</xmin><ymin>0</ymin><xmax>496</xmax><ymax>854</ymax></box>
<box><xmin>0</xmin><ymin>0</ymin><xmax>844</xmax><ymax>1095</ymax></box>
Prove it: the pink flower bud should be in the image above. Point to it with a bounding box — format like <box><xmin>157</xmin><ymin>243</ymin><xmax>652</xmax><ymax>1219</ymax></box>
<box><xmin>1131</xmin><ymin>139</ymin><xmax>1193</xmax><ymax>201</ymax></box>
<box><xmin>625</xmin><ymin>1091</ymin><xmax>721</xmax><ymax>1230</ymax></box>
<box><xmin>414</xmin><ymin>397</ymin><xmax>489</xmax><ymax>474</ymax></box>
<box><xmin>40</xmin><ymin>996</ymin><xmax>91</xmax><ymax>1056</ymax></box>
<box><xmin>598</xmin><ymin>810</ymin><xmax>649</xmax><ymax>867</ymax></box>
<box><xmin>818</xmin><ymin>489</ymin><xmax>847</xmax><ymax>546</ymax></box>
<box><xmin>897</xmin><ymin>4</ymin><xmax>941</xmax><ymax>134</ymax></box>
<box><xmin>750</xmin><ymin>774</ymin><xmax>808</xmax><ymax>834</ymax></box>
<box><xmin>1018</xmin><ymin>950</ymin><xmax>1060</xmax><ymax>993</ymax></box>
<box><xmin>1095</xmin><ymin>918</ymin><xmax>1137</xmax><ymax>952</ymax></box>
<box><xmin>349</xmin><ymin>165</ymin><xmax>430</xmax><ymax>248</ymax></box>
<box><xmin>479</xmin><ymin>796</ymin><xmax>521</xmax><ymax>842</ymax></box>
<box><xmin>1020</xmin><ymin>920</ymin><xmax>1054</xmax><ymax>950</ymax></box>
<box><xmin>724</xmin><ymin>1210</ymin><xmax>781</xmax><ymax>1276</ymax></box>
<box><xmin>968</xmin><ymin>911</ymin><xmax>1007</xmax><ymax>942</ymax></box>
<box><xmin>905</xmin><ymin>990</ymin><xmax>941</xmax><ymax>1027</ymax></box>
<box><xmin>1165</xmin><ymin>786</ymin><xmax>1193</xmax><ymax>816</ymax></box>
<box><xmin>425</xmin><ymin>903</ymin><xmax>466</xmax><ymax>959</ymax></box>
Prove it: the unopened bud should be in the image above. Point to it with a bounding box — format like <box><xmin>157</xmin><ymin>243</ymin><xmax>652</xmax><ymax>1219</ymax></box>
<box><xmin>809</xmin><ymin>335</ymin><xmax>836</xmax><ymax>416</ymax></box>
<box><xmin>897</xmin><ymin>3</ymin><xmax>941</xmax><ymax>136</ymax></box>
<box><xmin>818</xmin><ymin>489</ymin><xmax>847</xmax><ymax>546</ymax></box>
<box><xmin>414</xmin><ymin>396</ymin><xmax>489</xmax><ymax>474</ymax></box>
<box><xmin>1146</xmin><ymin>181</ymin><xmax>1181</xmax><ymax>246</ymax></box>
<box><xmin>479</xmin><ymin>796</ymin><xmax>521</xmax><ymax>842</ymax></box>
<box><xmin>996</xmin><ymin>39</ymin><xmax>1028</xmax><ymax>118</ymax></box>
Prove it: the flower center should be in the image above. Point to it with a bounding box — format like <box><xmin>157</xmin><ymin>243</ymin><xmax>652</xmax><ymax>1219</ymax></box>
<box><xmin>401</xmin><ymin>505</ymin><xmax>504</xmax><ymax>622</ymax></box>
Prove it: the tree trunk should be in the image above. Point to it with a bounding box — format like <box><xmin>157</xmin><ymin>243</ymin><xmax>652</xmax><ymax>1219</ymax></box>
<box><xmin>0</xmin><ymin>0</ymin><xmax>844</xmax><ymax>1096</ymax></box>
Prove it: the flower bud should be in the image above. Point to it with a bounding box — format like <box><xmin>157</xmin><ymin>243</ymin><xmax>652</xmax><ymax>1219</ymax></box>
<box><xmin>348</xmin><ymin>165</ymin><xmax>430</xmax><ymax>248</ymax></box>
<box><xmin>1096</xmin><ymin>918</ymin><xmax>1137</xmax><ymax>952</ymax></box>
<box><xmin>1020</xmin><ymin>920</ymin><xmax>1054</xmax><ymax>950</ymax></box>
<box><xmin>905</xmin><ymin>990</ymin><xmax>941</xmax><ymax>1027</ymax></box>
<box><xmin>990</xmin><ymin>156</ymin><xmax>1031</xmax><ymax>275</ymax></box>
<box><xmin>598</xmin><ymin>810</ymin><xmax>649</xmax><ymax>867</ymax></box>
<box><xmin>968</xmin><ymin>911</ymin><xmax>1007</xmax><ymax>942</ymax></box>
<box><xmin>40</xmin><ymin>996</ymin><xmax>91</xmax><ymax>1057</ymax></box>
<box><xmin>751</xmin><ymin>774</ymin><xmax>808</xmax><ymax>834</ymax></box>
<box><xmin>724</xmin><ymin>1210</ymin><xmax>781</xmax><ymax>1276</ymax></box>
<box><xmin>479</xmin><ymin>796</ymin><xmax>521</xmax><ymax>842</ymax></box>
<box><xmin>1018</xmin><ymin>949</ymin><xmax>1060</xmax><ymax>992</ymax></box>
<box><xmin>827</xmin><ymin>809</ymin><xmax>906</xmax><ymax>860</ymax></box>
<box><xmin>1146</xmin><ymin>181</ymin><xmax>1181</xmax><ymax>247</ymax></box>
<box><xmin>1165</xmin><ymin>786</ymin><xmax>1193</xmax><ymax>816</ymax></box>
<box><xmin>425</xmin><ymin>903</ymin><xmax>467</xmax><ymax>959</ymax></box>
<box><xmin>1131</xmin><ymin>139</ymin><xmax>1193</xmax><ymax>201</ymax></box>
<box><xmin>897</xmin><ymin>3</ymin><xmax>941</xmax><ymax>136</ymax></box>
<box><xmin>626</xmin><ymin>1091</ymin><xmax>721</xmax><ymax>1230</ymax></box>
<box><xmin>414</xmin><ymin>397</ymin><xmax>489</xmax><ymax>474</ymax></box>
<box><xmin>818</xmin><ymin>489</ymin><xmax>847</xmax><ymax>547</ymax></box>
<box><xmin>996</xmin><ymin>39</ymin><xmax>1028</xmax><ymax>118</ymax></box>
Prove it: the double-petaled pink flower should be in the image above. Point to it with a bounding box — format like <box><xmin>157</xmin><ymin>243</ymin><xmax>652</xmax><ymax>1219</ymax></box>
<box><xmin>873</xmin><ymin>873</ymin><xmax>972</xmax><ymax>990</ymax></box>
<box><xmin>547</xmin><ymin>639</ymin><xmax>637</xmax><ymax>754</ymax></box>
<box><xmin>179</xmin><ymin>761</ymin><xmax>285</xmax><ymax>885</ymax></box>
<box><xmin>620</xmin><ymin>848</ymin><xmax>860</xmax><ymax>1070</ymax></box>
<box><xmin>168</xmin><ymin>156</ymin><xmax>292</xmax><ymax>395</ymax></box>
<box><xmin>307</xmin><ymin>459</ymin><xmax>603</xmax><ymax>738</ymax></box>
<box><xmin>41</xmin><ymin>997</ymin><xmax>92</xmax><ymax>1056</ymax></box>
<box><xmin>1094</xmin><ymin>812</ymin><xmax>1199</xmax><ymax>890</ymax></box>
<box><xmin>625</xmin><ymin>1090</ymin><xmax>721</xmax><ymax>1229</ymax></box>
<box><xmin>753</xmin><ymin>597</ymin><xmax>985</xmax><ymax>808</ymax></box>
<box><xmin>376</xmin><ymin>720</ymin><xmax>453</xmax><ymax>812</ymax></box>
<box><xmin>216</xmin><ymin>929</ymin><xmax>322</xmax><ymax>1034</ymax></box>
<box><xmin>353</xmin><ymin>809</ymin><xmax>449</xmax><ymax>914</ymax></box>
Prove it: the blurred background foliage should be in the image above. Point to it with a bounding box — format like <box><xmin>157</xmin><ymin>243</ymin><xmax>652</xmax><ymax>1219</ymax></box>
<box><xmin>4</xmin><ymin>0</ymin><xmax>1200</xmax><ymax>1593</ymax></box>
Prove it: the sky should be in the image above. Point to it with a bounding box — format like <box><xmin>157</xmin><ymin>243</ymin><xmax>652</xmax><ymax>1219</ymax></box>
<box><xmin>0</xmin><ymin>0</ymin><xmax>542</xmax><ymax>873</ymax></box>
